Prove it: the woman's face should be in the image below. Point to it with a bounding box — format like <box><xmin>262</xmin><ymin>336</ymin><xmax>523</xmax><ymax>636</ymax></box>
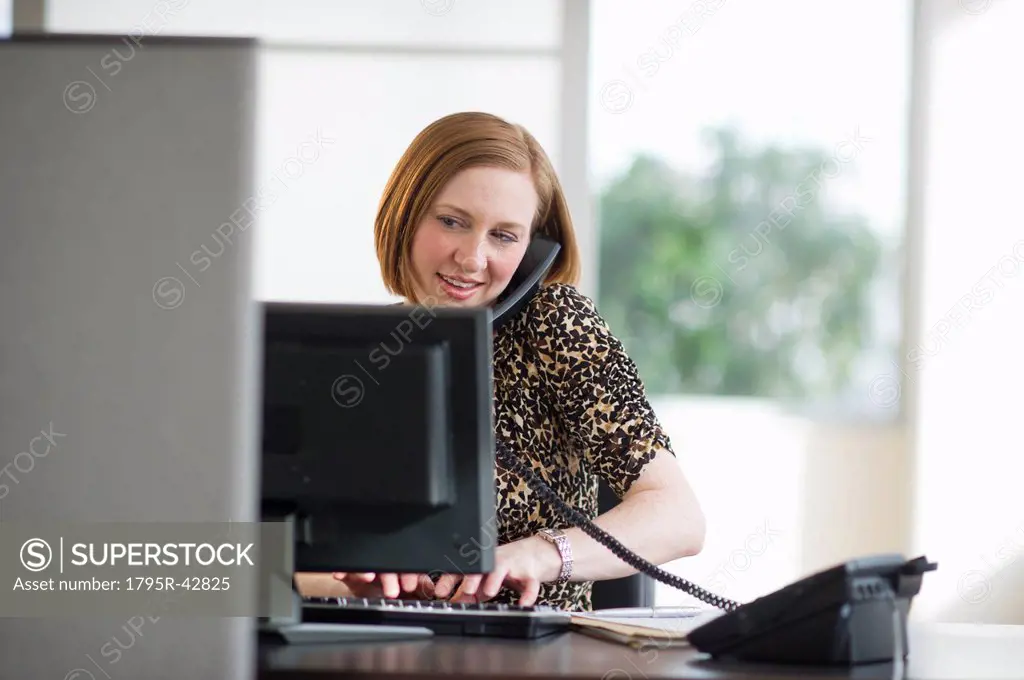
<box><xmin>408</xmin><ymin>166</ymin><xmax>538</xmax><ymax>308</ymax></box>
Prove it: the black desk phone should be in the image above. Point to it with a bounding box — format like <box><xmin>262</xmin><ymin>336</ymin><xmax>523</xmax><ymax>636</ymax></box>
<box><xmin>491</xmin><ymin>237</ymin><xmax>939</xmax><ymax>666</ymax></box>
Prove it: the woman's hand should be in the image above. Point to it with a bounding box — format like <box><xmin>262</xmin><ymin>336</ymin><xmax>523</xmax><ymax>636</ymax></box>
<box><xmin>434</xmin><ymin>536</ymin><xmax>562</xmax><ymax>607</ymax></box>
<box><xmin>331</xmin><ymin>572</ymin><xmax>436</xmax><ymax>600</ymax></box>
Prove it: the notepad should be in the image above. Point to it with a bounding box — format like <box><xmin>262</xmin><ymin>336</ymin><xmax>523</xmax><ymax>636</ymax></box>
<box><xmin>569</xmin><ymin>608</ymin><xmax>725</xmax><ymax>649</ymax></box>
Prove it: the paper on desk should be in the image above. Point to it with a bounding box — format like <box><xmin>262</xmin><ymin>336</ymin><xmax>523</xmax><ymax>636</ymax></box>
<box><xmin>569</xmin><ymin>609</ymin><xmax>725</xmax><ymax>649</ymax></box>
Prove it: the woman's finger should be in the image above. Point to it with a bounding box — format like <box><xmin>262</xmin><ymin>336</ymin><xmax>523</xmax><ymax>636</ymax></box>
<box><xmin>451</xmin><ymin>574</ymin><xmax>483</xmax><ymax>602</ymax></box>
<box><xmin>517</xmin><ymin>579</ymin><xmax>541</xmax><ymax>608</ymax></box>
<box><xmin>413</xmin><ymin>574</ymin><xmax>436</xmax><ymax>599</ymax></box>
<box><xmin>335</xmin><ymin>572</ymin><xmax>375</xmax><ymax>583</ymax></box>
<box><xmin>379</xmin><ymin>573</ymin><xmax>401</xmax><ymax>599</ymax></box>
<box><xmin>433</xmin><ymin>573</ymin><xmax>461</xmax><ymax>599</ymax></box>
<box><xmin>480</xmin><ymin>567</ymin><xmax>508</xmax><ymax>601</ymax></box>
<box><xmin>399</xmin><ymin>573</ymin><xmax>422</xmax><ymax>594</ymax></box>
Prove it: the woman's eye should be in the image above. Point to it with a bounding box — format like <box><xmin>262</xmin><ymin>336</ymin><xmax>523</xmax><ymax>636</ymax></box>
<box><xmin>494</xmin><ymin>231</ymin><xmax>517</xmax><ymax>243</ymax></box>
<box><xmin>439</xmin><ymin>216</ymin><xmax>459</xmax><ymax>228</ymax></box>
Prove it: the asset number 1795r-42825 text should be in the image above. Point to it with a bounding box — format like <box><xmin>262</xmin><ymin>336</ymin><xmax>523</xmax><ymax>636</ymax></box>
<box><xmin>126</xmin><ymin>576</ymin><xmax>230</xmax><ymax>591</ymax></box>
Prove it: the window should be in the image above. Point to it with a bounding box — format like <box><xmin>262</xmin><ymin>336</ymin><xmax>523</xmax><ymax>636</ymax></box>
<box><xmin>42</xmin><ymin>0</ymin><xmax>567</xmax><ymax>304</ymax></box>
<box><xmin>590</xmin><ymin>0</ymin><xmax>911</xmax><ymax>420</ymax></box>
<box><xmin>589</xmin><ymin>0</ymin><xmax>913</xmax><ymax>605</ymax></box>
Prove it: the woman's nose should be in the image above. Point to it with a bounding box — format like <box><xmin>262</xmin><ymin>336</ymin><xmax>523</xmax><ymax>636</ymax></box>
<box><xmin>456</xmin><ymin>242</ymin><xmax>488</xmax><ymax>275</ymax></box>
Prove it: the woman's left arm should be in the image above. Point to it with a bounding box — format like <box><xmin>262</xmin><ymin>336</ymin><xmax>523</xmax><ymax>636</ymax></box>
<box><xmin>525</xmin><ymin>284</ymin><xmax>705</xmax><ymax>581</ymax></box>
<box><xmin>540</xmin><ymin>447</ymin><xmax>706</xmax><ymax>582</ymax></box>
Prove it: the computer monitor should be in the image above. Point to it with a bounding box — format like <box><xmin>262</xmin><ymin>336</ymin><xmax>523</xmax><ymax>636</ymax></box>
<box><xmin>259</xmin><ymin>301</ymin><xmax>496</xmax><ymax>579</ymax></box>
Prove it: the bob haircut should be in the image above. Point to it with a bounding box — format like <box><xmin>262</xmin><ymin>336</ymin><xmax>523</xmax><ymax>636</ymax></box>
<box><xmin>374</xmin><ymin>111</ymin><xmax>581</xmax><ymax>302</ymax></box>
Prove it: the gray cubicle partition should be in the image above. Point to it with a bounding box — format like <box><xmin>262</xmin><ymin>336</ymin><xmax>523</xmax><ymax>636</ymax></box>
<box><xmin>0</xmin><ymin>35</ymin><xmax>260</xmax><ymax>679</ymax></box>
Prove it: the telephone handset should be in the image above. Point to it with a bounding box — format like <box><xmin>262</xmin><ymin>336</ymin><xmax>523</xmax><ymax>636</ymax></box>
<box><xmin>492</xmin><ymin>235</ymin><xmax>561</xmax><ymax>330</ymax></box>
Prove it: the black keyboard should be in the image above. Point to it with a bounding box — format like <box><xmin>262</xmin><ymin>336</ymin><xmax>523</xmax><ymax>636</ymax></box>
<box><xmin>302</xmin><ymin>597</ymin><xmax>572</xmax><ymax>639</ymax></box>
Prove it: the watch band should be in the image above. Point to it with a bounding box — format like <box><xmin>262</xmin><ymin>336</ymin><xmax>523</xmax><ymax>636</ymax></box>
<box><xmin>538</xmin><ymin>528</ymin><xmax>573</xmax><ymax>583</ymax></box>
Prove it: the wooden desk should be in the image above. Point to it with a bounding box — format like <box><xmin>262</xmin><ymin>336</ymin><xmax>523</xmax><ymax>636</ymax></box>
<box><xmin>258</xmin><ymin>622</ymin><xmax>1024</xmax><ymax>679</ymax></box>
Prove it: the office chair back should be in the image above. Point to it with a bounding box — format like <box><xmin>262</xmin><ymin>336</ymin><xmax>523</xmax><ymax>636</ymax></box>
<box><xmin>589</xmin><ymin>479</ymin><xmax>655</xmax><ymax>610</ymax></box>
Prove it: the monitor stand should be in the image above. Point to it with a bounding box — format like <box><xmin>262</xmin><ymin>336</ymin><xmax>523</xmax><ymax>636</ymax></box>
<box><xmin>258</xmin><ymin>513</ymin><xmax>433</xmax><ymax>645</ymax></box>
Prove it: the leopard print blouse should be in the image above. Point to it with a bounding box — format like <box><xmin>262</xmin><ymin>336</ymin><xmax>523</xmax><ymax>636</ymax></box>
<box><xmin>488</xmin><ymin>282</ymin><xmax>676</xmax><ymax>611</ymax></box>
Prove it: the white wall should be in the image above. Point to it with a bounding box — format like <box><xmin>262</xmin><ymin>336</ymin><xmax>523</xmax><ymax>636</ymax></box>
<box><xmin>798</xmin><ymin>422</ymin><xmax>911</xmax><ymax>575</ymax></box>
<box><xmin>41</xmin><ymin>0</ymin><xmax>582</xmax><ymax>304</ymax></box>
<box><xmin>255</xmin><ymin>49</ymin><xmax>561</xmax><ymax>303</ymax></box>
<box><xmin>908</xmin><ymin>0</ymin><xmax>1024</xmax><ymax>624</ymax></box>
<box><xmin>45</xmin><ymin>0</ymin><xmax>562</xmax><ymax>46</ymax></box>
<box><xmin>650</xmin><ymin>398</ymin><xmax>808</xmax><ymax>606</ymax></box>
<box><xmin>650</xmin><ymin>397</ymin><xmax>910</xmax><ymax>608</ymax></box>
<box><xmin>0</xmin><ymin>0</ymin><xmax>11</xmax><ymax>35</ymax></box>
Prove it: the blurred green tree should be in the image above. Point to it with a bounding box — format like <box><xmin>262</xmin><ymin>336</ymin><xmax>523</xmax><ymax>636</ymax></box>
<box><xmin>597</xmin><ymin>126</ymin><xmax>883</xmax><ymax>401</ymax></box>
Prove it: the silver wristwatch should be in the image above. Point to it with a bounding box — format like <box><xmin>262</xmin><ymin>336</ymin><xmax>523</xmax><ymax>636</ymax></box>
<box><xmin>538</xmin><ymin>528</ymin><xmax>573</xmax><ymax>583</ymax></box>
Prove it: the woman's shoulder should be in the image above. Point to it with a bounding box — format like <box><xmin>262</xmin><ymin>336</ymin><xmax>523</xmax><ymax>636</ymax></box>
<box><xmin>513</xmin><ymin>282</ymin><xmax>620</xmax><ymax>360</ymax></box>
<box><xmin>496</xmin><ymin>282</ymin><xmax>609</xmax><ymax>357</ymax></box>
<box><xmin>524</xmin><ymin>282</ymin><xmax>599</xmax><ymax>324</ymax></box>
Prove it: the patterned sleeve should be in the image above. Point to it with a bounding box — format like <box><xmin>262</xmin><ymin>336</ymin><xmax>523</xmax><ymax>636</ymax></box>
<box><xmin>525</xmin><ymin>283</ymin><xmax>676</xmax><ymax>498</ymax></box>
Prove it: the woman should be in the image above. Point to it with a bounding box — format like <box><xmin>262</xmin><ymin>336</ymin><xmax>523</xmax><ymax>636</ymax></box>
<box><xmin>302</xmin><ymin>111</ymin><xmax>706</xmax><ymax>611</ymax></box>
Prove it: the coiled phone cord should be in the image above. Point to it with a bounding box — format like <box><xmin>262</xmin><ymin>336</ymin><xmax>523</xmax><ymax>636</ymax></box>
<box><xmin>495</xmin><ymin>441</ymin><xmax>743</xmax><ymax>612</ymax></box>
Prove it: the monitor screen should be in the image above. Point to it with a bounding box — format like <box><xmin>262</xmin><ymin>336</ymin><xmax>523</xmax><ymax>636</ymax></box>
<box><xmin>260</xmin><ymin>301</ymin><xmax>495</xmax><ymax>576</ymax></box>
